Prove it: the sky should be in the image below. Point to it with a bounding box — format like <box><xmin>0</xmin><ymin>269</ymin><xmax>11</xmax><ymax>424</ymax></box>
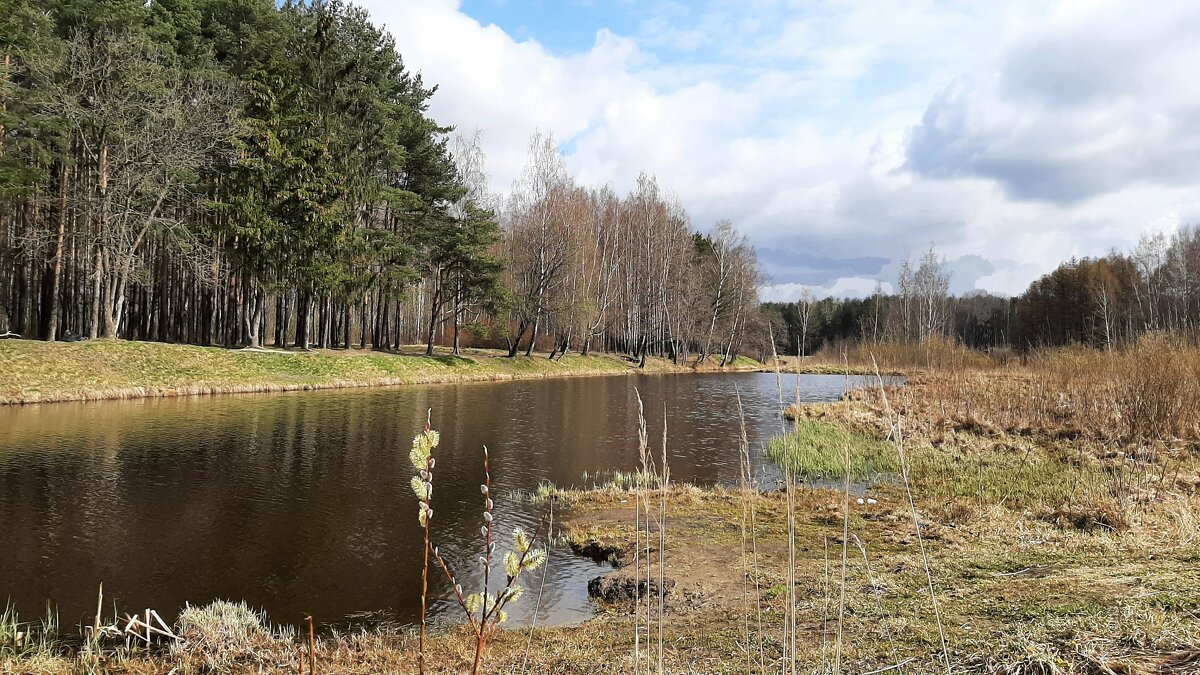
<box><xmin>357</xmin><ymin>0</ymin><xmax>1200</xmax><ymax>301</ymax></box>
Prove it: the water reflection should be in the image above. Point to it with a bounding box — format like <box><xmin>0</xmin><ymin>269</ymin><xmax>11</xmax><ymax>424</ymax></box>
<box><xmin>0</xmin><ymin>372</ymin><xmax>880</xmax><ymax>629</ymax></box>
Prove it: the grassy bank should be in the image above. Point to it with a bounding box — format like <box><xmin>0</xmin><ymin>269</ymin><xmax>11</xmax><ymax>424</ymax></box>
<box><xmin>0</xmin><ymin>339</ymin><xmax>765</xmax><ymax>405</ymax></box>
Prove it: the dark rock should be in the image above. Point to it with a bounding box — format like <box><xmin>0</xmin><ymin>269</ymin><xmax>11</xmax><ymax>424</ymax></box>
<box><xmin>588</xmin><ymin>572</ymin><xmax>675</xmax><ymax>602</ymax></box>
<box><xmin>570</xmin><ymin>539</ymin><xmax>624</xmax><ymax>564</ymax></box>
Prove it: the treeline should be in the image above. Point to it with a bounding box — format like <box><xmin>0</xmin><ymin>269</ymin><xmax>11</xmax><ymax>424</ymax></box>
<box><xmin>500</xmin><ymin>137</ymin><xmax>761</xmax><ymax>364</ymax></box>
<box><xmin>766</xmin><ymin>228</ymin><xmax>1200</xmax><ymax>356</ymax></box>
<box><xmin>0</xmin><ymin>0</ymin><xmax>761</xmax><ymax>363</ymax></box>
<box><xmin>764</xmin><ymin>247</ymin><xmax>1014</xmax><ymax>356</ymax></box>
<box><xmin>1013</xmin><ymin>226</ymin><xmax>1200</xmax><ymax>348</ymax></box>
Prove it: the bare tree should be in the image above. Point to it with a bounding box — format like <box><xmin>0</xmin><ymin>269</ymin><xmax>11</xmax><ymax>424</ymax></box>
<box><xmin>913</xmin><ymin>246</ymin><xmax>950</xmax><ymax>342</ymax></box>
<box><xmin>797</xmin><ymin>288</ymin><xmax>814</xmax><ymax>358</ymax></box>
<box><xmin>698</xmin><ymin>220</ymin><xmax>737</xmax><ymax>364</ymax></box>
<box><xmin>504</xmin><ymin>131</ymin><xmax>572</xmax><ymax>356</ymax></box>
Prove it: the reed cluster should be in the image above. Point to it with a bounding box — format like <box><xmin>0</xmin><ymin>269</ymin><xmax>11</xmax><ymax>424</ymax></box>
<box><xmin>845</xmin><ymin>333</ymin><xmax>1200</xmax><ymax>444</ymax></box>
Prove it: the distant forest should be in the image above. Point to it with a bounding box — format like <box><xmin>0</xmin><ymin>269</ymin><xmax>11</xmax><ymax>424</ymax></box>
<box><xmin>765</xmin><ymin>227</ymin><xmax>1200</xmax><ymax>356</ymax></box>
<box><xmin>0</xmin><ymin>0</ymin><xmax>761</xmax><ymax>365</ymax></box>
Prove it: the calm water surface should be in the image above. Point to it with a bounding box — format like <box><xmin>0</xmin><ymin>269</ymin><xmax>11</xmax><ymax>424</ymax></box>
<box><xmin>0</xmin><ymin>372</ymin><xmax>879</xmax><ymax>630</ymax></box>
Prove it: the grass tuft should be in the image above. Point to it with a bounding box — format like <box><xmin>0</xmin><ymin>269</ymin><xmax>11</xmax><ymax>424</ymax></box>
<box><xmin>764</xmin><ymin>419</ymin><xmax>896</xmax><ymax>482</ymax></box>
<box><xmin>174</xmin><ymin>600</ymin><xmax>280</xmax><ymax>670</ymax></box>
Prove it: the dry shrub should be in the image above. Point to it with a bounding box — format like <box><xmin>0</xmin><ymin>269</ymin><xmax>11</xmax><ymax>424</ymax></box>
<box><xmin>815</xmin><ymin>335</ymin><xmax>1000</xmax><ymax>371</ymax></box>
<box><xmin>1111</xmin><ymin>334</ymin><xmax>1200</xmax><ymax>442</ymax></box>
<box><xmin>866</xmin><ymin>336</ymin><xmax>1200</xmax><ymax>446</ymax></box>
<box><xmin>1024</xmin><ymin>334</ymin><xmax>1200</xmax><ymax>443</ymax></box>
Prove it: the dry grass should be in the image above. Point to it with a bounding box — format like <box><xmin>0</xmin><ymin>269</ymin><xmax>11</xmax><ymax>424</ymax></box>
<box><xmin>842</xmin><ymin>334</ymin><xmax>1200</xmax><ymax>445</ymax></box>
<box><xmin>812</xmin><ymin>335</ymin><xmax>1007</xmax><ymax>371</ymax></box>
<box><xmin>172</xmin><ymin>601</ymin><xmax>284</xmax><ymax>672</ymax></box>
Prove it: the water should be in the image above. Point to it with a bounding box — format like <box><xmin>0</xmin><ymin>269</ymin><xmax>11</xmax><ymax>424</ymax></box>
<box><xmin>0</xmin><ymin>372</ymin><xmax>880</xmax><ymax>631</ymax></box>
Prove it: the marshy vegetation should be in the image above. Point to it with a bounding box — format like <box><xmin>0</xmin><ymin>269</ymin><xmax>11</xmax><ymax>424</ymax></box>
<box><xmin>765</xmin><ymin>419</ymin><xmax>896</xmax><ymax>483</ymax></box>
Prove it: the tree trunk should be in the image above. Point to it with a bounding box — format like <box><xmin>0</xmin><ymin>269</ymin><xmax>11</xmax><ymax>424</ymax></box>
<box><xmin>343</xmin><ymin>301</ymin><xmax>351</xmax><ymax>350</ymax></box>
<box><xmin>507</xmin><ymin>319</ymin><xmax>529</xmax><ymax>357</ymax></box>
<box><xmin>244</xmin><ymin>275</ymin><xmax>263</xmax><ymax>349</ymax></box>
<box><xmin>451</xmin><ymin>287</ymin><xmax>462</xmax><ymax>356</ymax></box>
<box><xmin>359</xmin><ymin>292</ymin><xmax>369</xmax><ymax>350</ymax></box>
<box><xmin>0</xmin><ymin>52</ymin><xmax>8</xmax><ymax>154</ymax></box>
<box><xmin>525</xmin><ymin>313</ymin><xmax>540</xmax><ymax>357</ymax></box>
<box><xmin>425</xmin><ymin>289</ymin><xmax>440</xmax><ymax>357</ymax></box>
<box><xmin>45</xmin><ymin>163</ymin><xmax>69</xmax><ymax>341</ymax></box>
<box><xmin>297</xmin><ymin>290</ymin><xmax>311</xmax><ymax>349</ymax></box>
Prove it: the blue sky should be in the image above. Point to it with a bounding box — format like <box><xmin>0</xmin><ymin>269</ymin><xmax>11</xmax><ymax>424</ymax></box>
<box><xmin>362</xmin><ymin>0</ymin><xmax>1200</xmax><ymax>299</ymax></box>
<box><xmin>459</xmin><ymin>1</ymin><xmax>640</xmax><ymax>54</ymax></box>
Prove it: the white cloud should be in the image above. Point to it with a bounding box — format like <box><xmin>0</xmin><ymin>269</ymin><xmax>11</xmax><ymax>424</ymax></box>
<box><xmin>761</xmin><ymin>278</ymin><xmax>893</xmax><ymax>303</ymax></box>
<box><xmin>361</xmin><ymin>0</ymin><xmax>1200</xmax><ymax>299</ymax></box>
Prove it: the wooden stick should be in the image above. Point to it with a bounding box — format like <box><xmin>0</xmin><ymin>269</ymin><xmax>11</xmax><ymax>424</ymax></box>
<box><xmin>306</xmin><ymin>614</ymin><xmax>316</xmax><ymax>675</ymax></box>
<box><xmin>149</xmin><ymin>610</ymin><xmax>178</xmax><ymax>640</ymax></box>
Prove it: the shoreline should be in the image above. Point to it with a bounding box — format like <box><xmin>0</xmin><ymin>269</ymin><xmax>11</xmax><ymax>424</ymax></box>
<box><xmin>0</xmin><ymin>338</ymin><xmax>775</xmax><ymax>406</ymax></box>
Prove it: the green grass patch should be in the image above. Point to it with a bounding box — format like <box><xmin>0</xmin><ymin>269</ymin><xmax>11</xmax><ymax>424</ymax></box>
<box><xmin>908</xmin><ymin>445</ymin><xmax>1110</xmax><ymax>510</ymax></box>
<box><xmin>764</xmin><ymin>420</ymin><xmax>897</xmax><ymax>481</ymax></box>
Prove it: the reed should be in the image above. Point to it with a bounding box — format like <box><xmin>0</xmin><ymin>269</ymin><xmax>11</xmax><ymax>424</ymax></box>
<box><xmin>851</xmin><ymin>534</ymin><xmax>901</xmax><ymax>672</ymax></box>
<box><xmin>871</xmin><ymin>356</ymin><xmax>951</xmax><ymax>674</ymax></box>
<box><xmin>768</xmin><ymin>327</ymin><xmax>801</xmax><ymax>675</ymax></box>
<box><xmin>520</xmin><ymin>497</ymin><xmax>554</xmax><ymax>674</ymax></box>
<box><xmin>735</xmin><ymin>388</ymin><xmax>766</xmax><ymax>673</ymax></box>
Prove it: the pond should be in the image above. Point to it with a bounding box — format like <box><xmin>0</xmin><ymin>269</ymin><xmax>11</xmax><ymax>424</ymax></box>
<box><xmin>0</xmin><ymin>371</ymin><xmax>884</xmax><ymax>631</ymax></box>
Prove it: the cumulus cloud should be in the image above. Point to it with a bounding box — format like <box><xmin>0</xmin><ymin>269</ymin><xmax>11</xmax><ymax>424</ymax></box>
<box><xmin>907</xmin><ymin>0</ymin><xmax>1200</xmax><ymax>204</ymax></box>
<box><xmin>361</xmin><ymin>0</ymin><xmax>1200</xmax><ymax>299</ymax></box>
